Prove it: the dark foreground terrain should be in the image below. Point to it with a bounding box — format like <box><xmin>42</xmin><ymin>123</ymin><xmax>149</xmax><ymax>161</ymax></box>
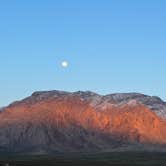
<box><xmin>0</xmin><ymin>152</ymin><xmax>166</xmax><ymax>166</ymax></box>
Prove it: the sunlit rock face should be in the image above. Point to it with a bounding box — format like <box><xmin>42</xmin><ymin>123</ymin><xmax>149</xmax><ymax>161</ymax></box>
<box><xmin>9</xmin><ymin>91</ymin><xmax>166</xmax><ymax>118</ymax></box>
<box><xmin>0</xmin><ymin>90</ymin><xmax>166</xmax><ymax>154</ymax></box>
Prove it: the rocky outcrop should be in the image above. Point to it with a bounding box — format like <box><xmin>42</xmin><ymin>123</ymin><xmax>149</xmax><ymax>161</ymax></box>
<box><xmin>0</xmin><ymin>90</ymin><xmax>166</xmax><ymax>154</ymax></box>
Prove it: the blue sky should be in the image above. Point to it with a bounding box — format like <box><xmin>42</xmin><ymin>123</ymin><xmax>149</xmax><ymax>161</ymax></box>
<box><xmin>0</xmin><ymin>0</ymin><xmax>166</xmax><ymax>106</ymax></box>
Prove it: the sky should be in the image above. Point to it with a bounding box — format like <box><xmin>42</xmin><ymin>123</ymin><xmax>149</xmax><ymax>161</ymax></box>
<box><xmin>0</xmin><ymin>0</ymin><xmax>166</xmax><ymax>106</ymax></box>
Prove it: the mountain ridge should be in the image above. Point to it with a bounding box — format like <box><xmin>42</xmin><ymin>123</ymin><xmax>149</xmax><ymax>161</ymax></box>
<box><xmin>6</xmin><ymin>90</ymin><xmax>166</xmax><ymax>118</ymax></box>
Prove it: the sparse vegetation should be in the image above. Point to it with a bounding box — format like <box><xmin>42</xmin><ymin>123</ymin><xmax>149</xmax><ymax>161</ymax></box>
<box><xmin>0</xmin><ymin>152</ymin><xmax>166</xmax><ymax>166</ymax></box>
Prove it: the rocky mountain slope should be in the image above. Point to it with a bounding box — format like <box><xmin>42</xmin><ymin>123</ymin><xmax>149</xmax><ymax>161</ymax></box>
<box><xmin>0</xmin><ymin>90</ymin><xmax>166</xmax><ymax>154</ymax></box>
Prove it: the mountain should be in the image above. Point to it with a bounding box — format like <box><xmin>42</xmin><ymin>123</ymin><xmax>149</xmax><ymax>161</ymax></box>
<box><xmin>0</xmin><ymin>90</ymin><xmax>166</xmax><ymax>154</ymax></box>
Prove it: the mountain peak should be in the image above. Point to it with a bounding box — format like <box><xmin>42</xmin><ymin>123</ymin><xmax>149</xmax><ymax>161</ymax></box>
<box><xmin>32</xmin><ymin>90</ymin><xmax>70</xmax><ymax>97</ymax></box>
<box><xmin>6</xmin><ymin>90</ymin><xmax>166</xmax><ymax>118</ymax></box>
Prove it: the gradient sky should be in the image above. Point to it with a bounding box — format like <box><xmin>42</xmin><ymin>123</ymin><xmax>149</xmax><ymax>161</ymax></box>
<box><xmin>0</xmin><ymin>0</ymin><xmax>166</xmax><ymax>106</ymax></box>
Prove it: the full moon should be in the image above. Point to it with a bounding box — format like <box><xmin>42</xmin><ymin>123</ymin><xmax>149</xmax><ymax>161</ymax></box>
<box><xmin>61</xmin><ymin>61</ymin><xmax>69</xmax><ymax>68</ymax></box>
